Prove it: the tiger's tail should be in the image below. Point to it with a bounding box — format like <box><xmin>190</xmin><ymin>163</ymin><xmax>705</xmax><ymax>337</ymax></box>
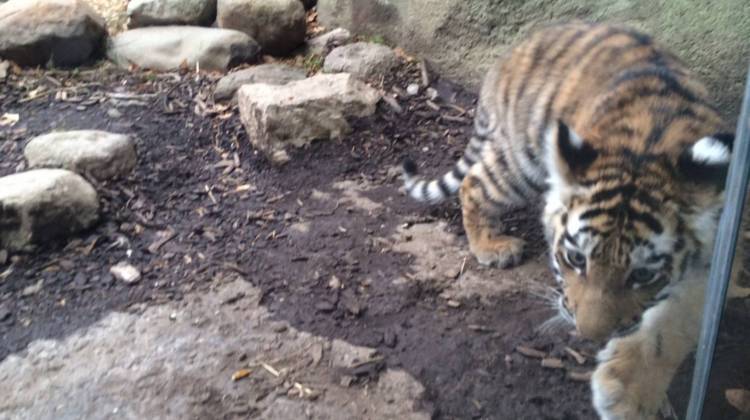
<box><xmin>402</xmin><ymin>134</ymin><xmax>486</xmax><ymax>204</ymax></box>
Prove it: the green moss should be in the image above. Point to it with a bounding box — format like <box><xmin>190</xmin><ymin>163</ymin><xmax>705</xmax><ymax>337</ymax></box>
<box><xmin>303</xmin><ymin>54</ymin><xmax>325</xmax><ymax>73</ymax></box>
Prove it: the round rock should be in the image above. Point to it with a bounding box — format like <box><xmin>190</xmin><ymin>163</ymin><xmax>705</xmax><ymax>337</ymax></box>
<box><xmin>0</xmin><ymin>169</ymin><xmax>99</xmax><ymax>251</ymax></box>
<box><xmin>323</xmin><ymin>42</ymin><xmax>398</xmax><ymax>80</ymax></box>
<box><xmin>127</xmin><ymin>0</ymin><xmax>217</xmax><ymax>28</ymax></box>
<box><xmin>217</xmin><ymin>0</ymin><xmax>306</xmax><ymax>56</ymax></box>
<box><xmin>24</xmin><ymin>130</ymin><xmax>137</xmax><ymax>181</ymax></box>
<box><xmin>214</xmin><ymin>64</ymin><xmax>307</xmax><ymax>101</ymax></box>
<box><xmin>107</xmin><ymin>26</ymin><xmax>260</xmax><ymax>72</ymax></box>
<box><xmin>0</xmin><ymin>0</ymin><xmax>107</xmax><ymax>67</ymax></box>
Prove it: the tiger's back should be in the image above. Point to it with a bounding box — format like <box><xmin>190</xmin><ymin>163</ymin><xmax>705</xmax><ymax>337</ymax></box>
<box><xmin>472</xmin><ymin>22</ymin><xmax>725</xmax><ymax>202</ymax></box>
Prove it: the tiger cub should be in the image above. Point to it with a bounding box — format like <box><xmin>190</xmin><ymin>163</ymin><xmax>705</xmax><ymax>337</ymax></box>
<box><xmin>402</xmin><ymin>22</ymin><xmax>750</xmax><ymax>419</ymax></box>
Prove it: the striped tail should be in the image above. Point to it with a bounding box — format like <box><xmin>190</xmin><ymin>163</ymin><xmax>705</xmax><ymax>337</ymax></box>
<box><xmin>402</xmin><ymin>135</ymin><xmax>486</xmax><ymax>204</ymax></box>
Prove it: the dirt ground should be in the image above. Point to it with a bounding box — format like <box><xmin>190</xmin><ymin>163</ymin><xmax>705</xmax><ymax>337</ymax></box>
<box><xmin>1</xmin><ymin>60</ymin><xmax>748</xmax><ymax>419</ymax></box>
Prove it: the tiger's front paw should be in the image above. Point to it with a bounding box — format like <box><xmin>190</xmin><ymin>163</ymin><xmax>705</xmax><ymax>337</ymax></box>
<box><xmin>470</xmin><ymin>235</ymin><xmax>525</xmax><ymax>268</ymax></box>
<box><xmin>591</xmin><ymin>336</ymin><xmax>670</xmax><ymax>420</ymax></box>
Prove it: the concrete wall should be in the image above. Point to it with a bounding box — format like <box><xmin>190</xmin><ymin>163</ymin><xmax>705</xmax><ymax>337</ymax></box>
<box><xmin>318</xmin><ymin>0</ymin><xmax>750</xmax><ymax>121</ymax></box>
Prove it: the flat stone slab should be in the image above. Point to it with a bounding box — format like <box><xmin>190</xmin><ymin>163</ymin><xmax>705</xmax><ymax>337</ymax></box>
<box><xmin>0</xmin><ymin>0</ymin><xmax>107</xmax><ymax>67</ymax></box>
<box><xmin>324</xmin><ymin>42</ymin><xmax>398</xmax><ymax>80</ymax></box>
<box><xmin>217</xmin><ymin>0</ymin><xmax>305</xmax><ymax>56</ymax></box>
<box><xmin>25</xmin><ymin>130</ymin><xmax>137</xmax><ymax>181</ymax></box>
<box><xmin>0</xmin><ymin>277</ymin><xmax>430</xmax><ymax>420</ymax></box>
<box><xmin>0</xmin><ymin>169</ymin><xmax>98</xmax><ymax>251</ymax></box>
<box><xmin>107</xmin><ymin>26</ymin><xmax>260</xmax><ymax>72</ymax></box>
<box><xmin>127</xmin><ymin>0</ymin><xmax>217</xmax><ymax>28</ymax></box>
<box><xmin>214</xmin><ymin>63</ymin><xmax>307</xmax><ymax>101</ymax></box>
<box><xmin>238</xmin><ymin>73</ymin><xmax>380</xmax><ymax>163</ymax></box>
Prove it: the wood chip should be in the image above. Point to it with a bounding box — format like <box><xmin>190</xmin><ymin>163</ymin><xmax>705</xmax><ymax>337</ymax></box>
<box><xmin>467</xmin><ymin>324</ymin><xmax>494</xmax><ymax>333</ymax></box>
<box><xmin>419</xmin><ymin>58</ymin><xmax>430</xmax><ymax>87</ymax></box>
<box><xmin>231</xmin><ymin>369</ymin><xmax>251</xmax><ymax>381</ymax></box>
<box><xmin>726</xmin><ymin>388</ymin><xmax>750</xmax><ymax>413</ymax></box>
<box><xmin>260</xmin><ymin>362</ymin><xmax>280</xmax><ymax>377</ymax></box>
<box><xmin>446</xmin><ymin>299</ymin><xmax>461</xmax><ymax>308</ymax></box>
<box><xmin>541</xmin><ymin>357</ymin><xmax>564</xmax><ymax>369</ymax></box>
<box><xmin>425</xmin><ymin>100</ymin><xmax>440</xmax><ymax>111</ymax></box>
<box><xmin>564</xmin><ymin>346</ymin><xmax>587</xmax><ymax>365</ymax></box>
<box><xmin>515</xmin><ymin>345</ymin><xmax>547</xmax><ymax>359</ymax></box>
<box><xmin>567</xmin><ymin>369</ymin><xmax>593</xmax><ymax>382</ymax></box>
<box><xmin>442</xmin><ymin>114</ymin><xmax>470</xmax><ymax>124</ymax></box>
<box><xmin>293</xmin><ymin>382</ymin><xmax>320</xmax><ymax>400</ymax></box>
<box><xmin>381</xmin><ymin>94</ymin><xmax>403</xmax><ymax>113</ymax></box>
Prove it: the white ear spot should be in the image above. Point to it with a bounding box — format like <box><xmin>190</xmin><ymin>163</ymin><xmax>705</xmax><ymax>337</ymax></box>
<box><xmin>567</xmin><ymin>127</ymin><xmax>584</xmax><ymax>148</ymax></box>
<box><xmin>544</xmin><ymin>123</ymin><xmax>584</xmax><ymax>149</ymax></box>
<box><xmin>691</xmin><ymin>137</ymin><xmax>730</xmax><ymax>165</ymax></box>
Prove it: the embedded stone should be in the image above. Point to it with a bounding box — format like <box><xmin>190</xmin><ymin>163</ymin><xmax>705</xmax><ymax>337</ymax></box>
<box><xmin>0</xmin><ymin>169</ymin><xmax>98</xmax><ymax>251</ymax></box>
<box><xmin>24</xmin><ymin>130</ymin><xmax>137</xmax><ymax>181</ymax></box>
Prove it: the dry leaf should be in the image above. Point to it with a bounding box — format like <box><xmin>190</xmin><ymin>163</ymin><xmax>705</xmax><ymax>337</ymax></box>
<box><xmin>231</xmin><ymin>368</ymin><xmax>251</xmax><ymax>381</ymax></box>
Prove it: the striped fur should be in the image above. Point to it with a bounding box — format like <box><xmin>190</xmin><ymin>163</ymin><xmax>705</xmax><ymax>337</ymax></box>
<box><xmin>402</xmin><ymin>22</ymin><xmax>744</xmax><ymax>418</ymax></box>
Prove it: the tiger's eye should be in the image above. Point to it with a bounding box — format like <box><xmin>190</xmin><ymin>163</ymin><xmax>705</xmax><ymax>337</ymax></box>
<box><xmin>629</xmin><ymin>268</ymin><xmax>656</xmax><ymax>285</ymax></box>
<box><xmin>566</xmin><ymin>249</ymin><xmax>586</xmax><ymax>269</ymax></box>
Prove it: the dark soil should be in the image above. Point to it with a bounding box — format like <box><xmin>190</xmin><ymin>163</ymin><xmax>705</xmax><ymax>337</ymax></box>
<box><xmin>0</xmin><ymin>60</ymin><xmax>748</xmax><ymax>420</ymax></box>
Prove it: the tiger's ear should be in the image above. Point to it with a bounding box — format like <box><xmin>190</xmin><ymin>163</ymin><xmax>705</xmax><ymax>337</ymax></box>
<box><xmin>545</xmin><ymin>120</ymin><xmax>598</xmax><ymax>187</ymax></box>
<box><xmin>677</xmin><ymin>133</ymin><xmax>733</xmax><ymax>189</ymax></box>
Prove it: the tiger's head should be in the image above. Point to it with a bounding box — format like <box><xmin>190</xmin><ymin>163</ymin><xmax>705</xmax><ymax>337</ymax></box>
<box><xmin>542</xmin><ymin>120</ymin><xmax>732</xmax><ymax>341</ymax></box>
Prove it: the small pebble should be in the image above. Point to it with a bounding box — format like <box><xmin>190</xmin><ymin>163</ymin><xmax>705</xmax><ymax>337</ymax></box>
<box><xmin>426</xmin><ymin>87</ymin><xmax>439</xmax><ymax>100</ymax></box>
<box><xmin>21</xmin><ymin>279</ymin><xmax>44</xmax><ymax>296</ymax></box>
<box><xmin>328</xmin><ymin>275</ymin><xmax>342</xmax><ymax>289</ymax></box>
<box><xmin>107</xmin><ymin>108</ymin><xmax>122</xmax><ymax>118</ymax></box>
<box><xmin>110</xmin><ymin>262</ymin><xmax>141</xmax><ymax>284</ymax></box>
<box><xmin>406</xmin><ymin>83</ymin><xmax>420</xmax><ymax>96</ymax></box>
<box><xmin>271</xmin><ymin>323</ymin><xmax>288</xmax><ymax>333</ymax></box>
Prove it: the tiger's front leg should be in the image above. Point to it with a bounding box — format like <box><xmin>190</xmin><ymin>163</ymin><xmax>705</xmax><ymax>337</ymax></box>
<box><xmin>592</xmin><ymin>268</ymin><xmax>707</xmax><ymax>420</ymax></box>
<box><xmin>460</xmin><ymin>172</ymin><xmax>526</xmax><ymax>268</ymax></box>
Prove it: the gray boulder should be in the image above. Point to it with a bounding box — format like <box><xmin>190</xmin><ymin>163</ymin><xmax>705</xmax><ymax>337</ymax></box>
<box><xmin>127</xmin><ymin>0</ymin><xmax>217</xmax><ymax>28</ymax></box>
<box><xmin>0</xmin><ymin>0</ymin><xmax>107</xmax><ymax>67</ymax></box>
<box><xmin>24</xmin><ymin>130</ymin><xmax>137</xmax><ymax>181</ymax></box>
<box><xmin>107</xmin><ymin>26</ymin><xmax>259</xmax><ymax>72</ymax></box>
<box><xmin>214</xmin><ymin>64</ymin><xmax>307</xmax><ymax>101</ymax></box>
<box><xmin>237</xmin><ymin>73</ymin><xmax>381</xmax><ymax>163</ymax></box>
<box><xmin>217</xmin><ymin>0</ymin><xmax>306</xmax><ymax>56</ymax></box>
<box><xmin>0</xmin><ymin>169</ymin><xmax>98</xmax><ymax>251</ymax></box>
<box><xmin>323</xmin><ymin>42</ymin><xmax>398</xmax><ymax>80</ymax></box>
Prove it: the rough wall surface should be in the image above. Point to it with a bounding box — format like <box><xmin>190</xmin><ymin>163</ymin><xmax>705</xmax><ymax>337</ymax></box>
<box><xmin>318</xmin><ymin>0</ymin><xmax>750</xmax><ymax>120</ymax></box>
